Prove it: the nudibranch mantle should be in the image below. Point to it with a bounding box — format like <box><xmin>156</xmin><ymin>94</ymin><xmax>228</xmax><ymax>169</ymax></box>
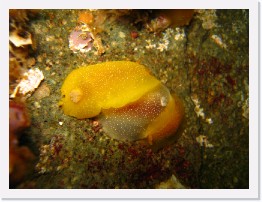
<box><xmin>59</xmin><ymin>61</ymin><xmax>184</xmax><ymax>144</ymax></box>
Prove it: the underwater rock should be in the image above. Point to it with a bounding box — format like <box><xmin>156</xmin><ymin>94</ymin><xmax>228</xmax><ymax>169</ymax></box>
<box><xmin>9</xmin><ymin>29</ymin><xmax>32</xmax><ymax>47</ymax></box>
<box><xmin>9</xmin><ymin>9</ymin><xmax>38</xmax><ymax>99</ymax></box>
<box><xmin>146</xmin><ymin>9</ymin><xmax>195</xmax><ymax>33</ymax></box>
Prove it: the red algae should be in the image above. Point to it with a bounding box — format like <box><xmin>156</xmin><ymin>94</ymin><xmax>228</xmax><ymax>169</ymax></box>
<box><xmin>9</xmin><ymin>101</ymin><xmax>35</xmax><ymax>187</ymax></box>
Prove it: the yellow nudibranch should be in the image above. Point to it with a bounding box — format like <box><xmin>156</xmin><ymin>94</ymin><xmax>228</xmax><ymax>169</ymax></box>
<box><xmin>59</xmin><ymin>61</ymin><xmax>184</xmax><ymax>144</ymax></box>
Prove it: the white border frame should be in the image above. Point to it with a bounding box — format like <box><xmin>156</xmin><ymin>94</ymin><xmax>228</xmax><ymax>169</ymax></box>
<box><xmin>1</xmin><ymin>0</ymin><xmax>259</xmax><ymax>199</ymax></box>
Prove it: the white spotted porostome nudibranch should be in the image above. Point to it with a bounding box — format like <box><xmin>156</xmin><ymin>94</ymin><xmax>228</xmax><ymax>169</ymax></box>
<box><xmin>59</xmin><ymin>61</ymin><xmax>184</xmax><ymax>145</ymax></box>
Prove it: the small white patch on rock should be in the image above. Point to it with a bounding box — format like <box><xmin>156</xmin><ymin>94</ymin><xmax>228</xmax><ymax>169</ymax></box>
<box><xmin>196</xmin><ymin>135</ymin><xmax>214</xmax><ymax>148</ymax></box>
<box><xmin>211</xmin><ymin>34</ymin><xmax>227</xmax><ymax>49</ymax></box>
<box><xmin>10</xmin><ymin>68</ymin><xmax>44</xmax><ymax>98</ymax></box>
<box><xmin>118</xmin><ymin>31</ymin><xmax>126</xmax><ymax>38</ymax></box>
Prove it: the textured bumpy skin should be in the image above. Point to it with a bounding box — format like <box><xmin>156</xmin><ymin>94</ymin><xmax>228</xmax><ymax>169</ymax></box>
<box><xmin>60</xmin><ymin>61</ymin><xmax>184</xmax><ymax>144</ymax></box>
<box><xmin>60</xmin><ymin>61</ymin><xmax>160</xmax><ymax>119</ymax></box>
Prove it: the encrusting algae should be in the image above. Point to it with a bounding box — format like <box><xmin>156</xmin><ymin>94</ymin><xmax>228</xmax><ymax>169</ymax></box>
<box><xmin>59</xmin><ymin>61</ymin><xmax>184</xmax><ymax>144</ymax></box>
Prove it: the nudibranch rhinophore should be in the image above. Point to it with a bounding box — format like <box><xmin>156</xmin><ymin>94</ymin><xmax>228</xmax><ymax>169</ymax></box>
<box><xmin>59</xmin><ymin>61</ymin><xmax>184</xmax><ymax>144</ymax></box>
